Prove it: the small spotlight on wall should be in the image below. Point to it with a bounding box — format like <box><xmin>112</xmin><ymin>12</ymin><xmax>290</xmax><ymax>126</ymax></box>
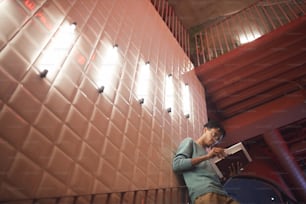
<box><xmin>70</xmin><ymin>22</ymin><xmax>77</xmax><ymax>30</ymax></box>
<box><xmin>167</xmin><ymin>107</ymin><xmax>171</xmax><ymax>113</ymax></box>
<box><xmin>113</xmin><ymin>44</ymin><xmax>118</xmax><ymax>49</ymax></box>
<box><xmin>139</xmin><ymin>98</ymin><xmax>144</xmax><ymax>104</ymax></box>
<box><xmin>98</xmin><ymin>86</ymin><xmax>104</xmax><ymax>93</ymax></box>
<box><xmin>40</xmin><ymin>69</ymin><xmax>48</xmax><ymax>78</ymax></box>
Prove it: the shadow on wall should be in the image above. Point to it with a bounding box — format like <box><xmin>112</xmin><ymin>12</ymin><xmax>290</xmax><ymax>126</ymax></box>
<box><xmin>224</xmin><ymin>176</ymin><xmax>298</xmax><ymax>204</ymax></box>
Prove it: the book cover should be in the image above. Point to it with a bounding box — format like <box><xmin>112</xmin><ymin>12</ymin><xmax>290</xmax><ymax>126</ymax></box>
<box><xmin>210</xmin><ymin>142</ymin><xmax>252</xmax><ymax>178</ymax></box>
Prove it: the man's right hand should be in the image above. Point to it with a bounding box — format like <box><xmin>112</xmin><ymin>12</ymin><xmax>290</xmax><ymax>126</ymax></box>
<box><xmin>207</xmin><ymin>147</ymin><xmax>227</xmax><ymax>159</ymax></box>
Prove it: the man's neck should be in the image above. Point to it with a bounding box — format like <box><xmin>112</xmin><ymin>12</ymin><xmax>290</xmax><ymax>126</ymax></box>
<box><xmin>196</xmin><ymin>137</ymin><xmax>207</xmax><ymax>148</ymax></box>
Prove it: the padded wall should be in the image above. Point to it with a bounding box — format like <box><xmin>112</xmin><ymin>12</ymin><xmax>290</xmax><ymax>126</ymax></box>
<box><xmin>0</xmin><ymin>0</ymin><xmax>207</xmax><ymax>200</ymax></box>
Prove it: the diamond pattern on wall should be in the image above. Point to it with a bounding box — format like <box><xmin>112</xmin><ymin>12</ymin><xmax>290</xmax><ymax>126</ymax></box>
<box><xmin>0</xmin><ymin>0</ymin><xmax>206</xmax><ymax>201</ymax></box>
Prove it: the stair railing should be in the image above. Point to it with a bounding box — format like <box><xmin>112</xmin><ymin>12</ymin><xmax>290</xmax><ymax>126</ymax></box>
<box><xmin>0</xmin><ymin>186</ymin><xmax>189</xmax><ymax>204</ymax></box>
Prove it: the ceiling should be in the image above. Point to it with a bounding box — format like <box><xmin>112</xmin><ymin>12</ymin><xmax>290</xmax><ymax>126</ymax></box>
<box><xmin>167</xmin><ymin>0</ymin><xmax>257</xmax><ymax>30</ymax></box>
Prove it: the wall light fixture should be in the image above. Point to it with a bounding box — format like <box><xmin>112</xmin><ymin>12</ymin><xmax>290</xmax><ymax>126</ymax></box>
<box><xmin>39</xmin><ymin>69</ymin><xmax>48</xmax><ymax>78</ymax></box>
<box><xmin>98</xmin><ymin>86</ymin><xmax>104</xmax><ymax>93</ymax></box>
<box><xmin>70</xmin><ymin>22</ymin><xmax>77</xmax><ymax>30</ymax></box>
<box><xmin>136</xmin><ymin>61</ymin><xmax>150</xmax><ymax>104</ymax></box>
<box><xmin>97</xmin><ymin>44</ymin><xmax>120</xmax><ymax>94</ymax></box>
<box><xmin>165</xmin><ymin>74</ymin><xmax>174</xmax><ymax>113</ymax></box>
<box><xmin>37</xmin><ymin>21</ymin><xmax>77</xmax><ymax>78</ymax></box>
<box><xmin>182</xmin><ymin>83</ymin><xmax>191</xmax><ymax>118</ymax></box>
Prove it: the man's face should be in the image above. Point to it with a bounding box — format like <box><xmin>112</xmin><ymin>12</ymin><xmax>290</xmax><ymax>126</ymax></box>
<box><xmin>203</xmin><ymin>127</ymin><xmax>223</xmax><ymax>146</ymax></box>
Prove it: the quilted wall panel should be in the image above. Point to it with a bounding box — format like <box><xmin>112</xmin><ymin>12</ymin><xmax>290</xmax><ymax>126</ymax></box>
<box><xmin>0</xmin><ymin>0</ymin><xmax>207</xmax><ymax>201</ymax></box>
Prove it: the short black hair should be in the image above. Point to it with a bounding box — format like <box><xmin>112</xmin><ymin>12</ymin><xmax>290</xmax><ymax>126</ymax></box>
<box><xmin>204</xmin><ymin>120</ymin><xmax>226</xmax><ymax>137</ymax></box>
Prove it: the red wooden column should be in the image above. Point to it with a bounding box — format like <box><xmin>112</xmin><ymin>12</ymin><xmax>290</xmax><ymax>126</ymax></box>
<box><xmin>263</xmin><ymin>129</ymin><xmax>306</xmax><ymax>202</ymax></box>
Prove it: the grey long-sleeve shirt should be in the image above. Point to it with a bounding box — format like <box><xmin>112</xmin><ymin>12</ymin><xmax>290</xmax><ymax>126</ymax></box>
<box><xmin>172</xmin><ymin>137</ymin><xmax>228</xmax><ymax>203</ymax></box>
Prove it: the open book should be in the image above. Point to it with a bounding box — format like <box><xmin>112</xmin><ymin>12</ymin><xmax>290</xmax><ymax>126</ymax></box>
<box><xmin>210</xmin><ymin>142</ymin><xmax>252</xmax><ymax>178</ymax></box>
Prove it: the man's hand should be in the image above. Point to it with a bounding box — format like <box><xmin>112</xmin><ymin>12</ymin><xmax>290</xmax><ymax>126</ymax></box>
<box><xmin>191</xmin><ymin>147</ymin><xmax>226</xmax><ymax>166</ymax></box>
<box><xmin>207</xmin><ymin>147</ymin><xmax>227</xmax><ymax>159</ymax></box>
<box><xmin>228</xmin><ymin>161</ymin><xmax>243</xmax><ymax>177</ymax></box>
<box><xmin>220</xmin><ymin>161</ymin><xmax>244</xmax><ymax>184</ymax></box>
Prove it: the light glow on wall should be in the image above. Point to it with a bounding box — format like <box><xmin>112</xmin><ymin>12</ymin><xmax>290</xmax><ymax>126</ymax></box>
<box><xmin>37</xmin><ymin>22</ymin><xmax>77</xmax><ymax>78</ymax></box>
<box><xmin>96</xmin><ymin>44</ymin><xmax>120</xmax><ymax>94</ymax></box>
<box><xmin>182</xmin><ymin>83</ymin><xmax>191</xmax><ymax>118</ymax></box>
<box><xmin>0</xmin><ymin>0</ymin><xmax>4</xmax><ymax>4</ymax></box>
<box><xmin>136</xmin><ymin>61</ymin><xmax>151</xmax><ymax>104</ymax></box>
<box><xmin>165</xmin><ymin>74</ymin><xmax>174</xmax><ymax>113</ymax></box>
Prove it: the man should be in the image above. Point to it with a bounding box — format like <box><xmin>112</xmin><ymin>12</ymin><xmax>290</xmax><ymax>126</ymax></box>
<box><xmin>172</xmin><ymin>120</ymin><xmax>239</xmax><ymax>204</ymax></box>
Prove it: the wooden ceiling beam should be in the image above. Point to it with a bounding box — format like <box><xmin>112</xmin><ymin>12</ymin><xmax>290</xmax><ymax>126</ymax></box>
<box><xmin>205</xmin><ymin>38</ymin><xmax>306</xmax><ymax>93</ymax></box>
<box><xmin>216</xmin><ymin>65</ymin><xmax>306</xmax><ymax>109</ymax></box>
<box><xmin>222</xmin><ymin>84</ymin><xmax>305</xmax><ymax>118</ymax></box>
<box><xmin>212</xmin><ymin>57</ymin><xmax>306</xmax><ymax>102</ymax></box>
<box><xmin>220</xmin><ymin>90</ymin><xmax>306</xmax><ymax>147</ymax></box>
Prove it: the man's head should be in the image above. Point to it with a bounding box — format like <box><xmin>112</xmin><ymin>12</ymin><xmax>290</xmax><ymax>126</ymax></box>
<box><xmin>201</xmin><ymin>120</ymin><xmax>226</xmax><ymax>146</ymax></box>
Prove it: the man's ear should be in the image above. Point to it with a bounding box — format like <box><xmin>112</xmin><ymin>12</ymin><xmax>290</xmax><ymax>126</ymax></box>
<box><xmin>203</xmin><ymin>127</ymin><xmax>208</xmax><ymax>133</ymax></box>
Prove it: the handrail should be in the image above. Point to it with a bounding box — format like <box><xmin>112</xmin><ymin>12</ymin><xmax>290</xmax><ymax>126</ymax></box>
<box><xmin>194</xmin><ymin>0</ymin><xmax>306</xmax><ymax>66</ymax></box>
<box><xmin>150</xmin><ymin>0</ymin><xmax>305</xmax><ymax>67</ymax></box>
<box><xmin>150</xmin><ymin>0</ymin><xmax>190</xmax><ymax>58</ymax></box>
<box><xmin>0</xmin><ymin>186</ymin><xmax>189</xmax><ymax>204</ymax></box>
